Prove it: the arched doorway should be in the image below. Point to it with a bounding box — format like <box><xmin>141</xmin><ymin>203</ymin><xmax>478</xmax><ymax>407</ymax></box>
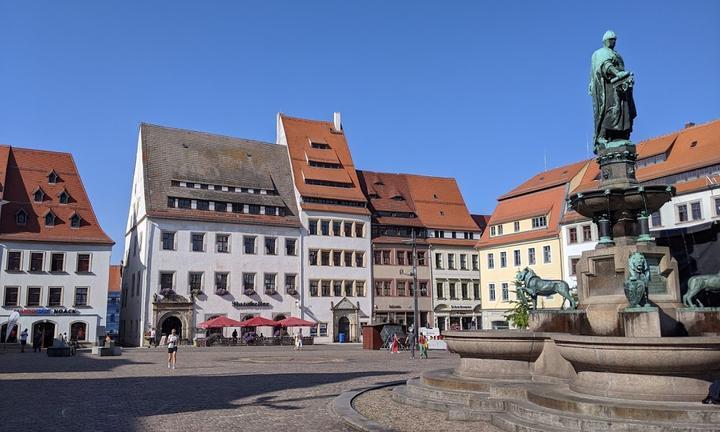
<box><xmin>33</xmin><ymin>321</ymin><xmax>56</xmax><ymax>348</ymax></box>
<box><xmin>337</xmin><ymin>316</ymin><xmax>350</xmax><ymax>342</ymax></box>
<box><xmin>160</xmin><ymin>316</ymin><xmax>182</xmax><ymax>341</ymax></box>
<box><xmin>273</xmin><ymin>314</ymin><xmax>286</xmax><ymax>337</ymax></box>
<box><xmin>1</xmin><ymin>323</ymin><xmax>18</xmax><ymax>343</ymax></box>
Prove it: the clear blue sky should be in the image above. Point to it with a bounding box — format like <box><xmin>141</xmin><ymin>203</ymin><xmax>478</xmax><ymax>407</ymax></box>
<box><xmin>1</xmin><ymin>1</ymin><xmax>718</xmax><ymax>263</ymax></box>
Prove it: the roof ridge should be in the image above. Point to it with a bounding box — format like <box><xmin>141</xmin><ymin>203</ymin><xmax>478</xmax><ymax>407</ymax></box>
<box><xmin>140</xmin><ymin>122</ymin><xmax>277</xmax><ymax>148</ymax></box>
<box><xmin>6</xmin><ymin>146</ymin><xmax>74</xmax><ymax>157</ymax></box>
<box><xmin>636</xmin><ymin>118</ymin><xmax>720</xmax><ymax>145</ymax></box>
<box><xmin>279</xmin><ymin>114</ymin><xmax>334</xmax><ymax>126</ymax></box>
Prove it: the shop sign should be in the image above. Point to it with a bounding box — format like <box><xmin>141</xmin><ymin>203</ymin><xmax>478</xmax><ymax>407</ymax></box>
<box><xmin>18</xmin><ymin>307</ymin><xmax>80</xmax><ymax>316</ymax></box>
<box><xmin>232</xmin><ymin>301</ymin><xmax>271</xmax><ymax>308</ymax></box>
<box><xmin>450</xmin><ymin>305</ymin><xmax>472</xmax><ymax>310</ymax></box>
<box><xmin>388</xmin><ymin>305</ymin><xmax>403</xmax><ymax>309</ymax></box>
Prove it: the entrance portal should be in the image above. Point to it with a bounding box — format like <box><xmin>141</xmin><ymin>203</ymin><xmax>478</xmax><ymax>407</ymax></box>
<box><xmin>161</xmin><ymin>316</ymin><xmax>182</xmax><ymax>340</ymax></box>
<box><xmin>32</xmin><ymin>321</ymin><xmax>56</xmax><ymax>348</ymax></box>
<box><xmin>337</xmin><ymin>316</ymin><xmax>350</xmax><ymax>342</ymax></box>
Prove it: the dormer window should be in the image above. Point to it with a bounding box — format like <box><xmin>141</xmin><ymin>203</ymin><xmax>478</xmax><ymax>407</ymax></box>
<box><xmin>45</xmin><ymin>211</ymin><xmax>57</xmax><ymax>227</ymax></box>
<box><xmin>15</xmin><ymin>210</ymin><xmax>27</xmax><ymax>225</ymax></box>
<box><xmin>70</xmin><ymin>213</ymin><xmax>81</xmax><ymax>228</ymax></box>
<box><xmin>391</xmin><ymin>195</ymin><xmax>404</xmax><ymax>201</ymax></box>
<box><xmin>59</xmin><ymin>190</ymin><xmax>71</xmax><ymax>204</ymax></box>
<box><xmin>48</xmin><ymin>170</ymin><xmax>59</xmax><ymax>184</ymax></box>
<box><xmin>374</xmin><ymin>180</ymin><xmax>384</xmax><ymax>186</ymax></box>
<box><xmin>310</xmin><ymin>141</ymin><xmax>330</xmax><ymax>150</ymax></box>
<box><xmin>34</xmin><ymin>188</ymin><xmax>45</xmax><ymax>202</ymax></box>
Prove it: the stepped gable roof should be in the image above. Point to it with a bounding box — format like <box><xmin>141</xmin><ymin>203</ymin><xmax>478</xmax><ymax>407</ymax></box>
<box><xmin>0</xmin><ymin>146</ymin><xmax>114</xmax><ymax>244</ymax></box>
<box><xmin>108</xmin><ymin>265</ymin><xmax>122</xmax><ymax>292</ymax></box>
<box><xmin>279</xmin><ymin>114</ymin><xmax>369</xmax><ymax>214</ymax></box>
<box><xmin>357</xmin><ymin>170</ymin><xmax>423</xmax><ymax>227</ymax></box>
<box><xmin>404</xmin><ymin>174</ymin><xmax>478</xmax><ymax>233</ymax></box>
<box><xmin>140</xmin><ymin>123</ymin><xmax>300</xmax><ymax>227</ymax></box>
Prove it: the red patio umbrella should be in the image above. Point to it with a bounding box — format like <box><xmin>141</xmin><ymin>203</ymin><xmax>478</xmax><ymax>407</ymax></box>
<box><xmin>279</xmin><ymin>317</ymin><xmax>316</xmax><ymax>327</ymax></box>
<box><xmin>198</xmin><ymin>316</ymin><xmax>244</xmax><ymax>329</ymax></box>
<box><xmin>238</xmin><ymin>316</ymin><xmax>277</xmax><ymax>327</ymax></box>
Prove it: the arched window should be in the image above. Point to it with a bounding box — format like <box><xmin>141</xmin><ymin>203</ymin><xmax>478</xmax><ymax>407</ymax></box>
<box><xmin>70</xmin><ymin>213</ymin><xmax>81</xmax><ymax>228</ymax></box>
<box><xmin>34</xmin><ymin>188</ymin><xmax>45</xmax><ymax>202</ymax></box>
<box><xmin>48</xmin><ymin>170</ymin><xmax>59</xmax><ymax>184</ymax></box>
<box><xmin>15</xmin><ymin>209</ymin><xmax>27</xmax><ymax>225</ymax></box>
<box><xmin>44</xmin><ymin>212</ymin><xmax>56</xmax><ymax>227</ymax></box>
<box><xmin>59</xmin><ymin>190</ymin><xmax>71</xmax><ymax>204</ymax></box>
<box><xmin>70</xmin><ymin>322</ymin><xmax>87</xmax><ymax>341</ymax></box>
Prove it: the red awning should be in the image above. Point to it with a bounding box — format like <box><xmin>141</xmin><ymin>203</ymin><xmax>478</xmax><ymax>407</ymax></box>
<box><xmin>198</xmin><ymin>316</ymin><xmax>244</xmax><ymax>329</ymax></box>
<box><xmin>238</xmin><ymin>316</ymin><xmax>277</xmax><ymax>327</ymax></box>
<box><xmin>279</xmin><ymin>317</ymin><xmax>316</xmax><ymax>327</ymax></box>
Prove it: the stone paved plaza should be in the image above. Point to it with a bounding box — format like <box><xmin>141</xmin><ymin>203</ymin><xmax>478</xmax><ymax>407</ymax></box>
<box><xmin>0</xmin><ymin>345</ymin><xmax>459</xmax><ymax>432</ymax></box>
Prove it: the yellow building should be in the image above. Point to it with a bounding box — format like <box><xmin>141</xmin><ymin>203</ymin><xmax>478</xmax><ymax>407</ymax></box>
<box><xmin>477</xmin><ymin>161</ymin><xmax>588</xmax><ymax>329</ymax></box>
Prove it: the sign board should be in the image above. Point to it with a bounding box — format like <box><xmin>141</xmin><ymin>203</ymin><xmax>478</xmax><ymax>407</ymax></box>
<box><xmin>18</xmin><ymin>308</ymin><xmax>80</xmax><ymax>316</ymax></box>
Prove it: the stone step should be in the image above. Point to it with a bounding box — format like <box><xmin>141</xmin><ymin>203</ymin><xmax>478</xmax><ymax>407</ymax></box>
<box><xmin>491</xmin><ymin>411</ymin><xmax>578</xmax><ymax>432</ymax></box>
<box><xmin>391</xmin><ymin>384</ymin><xmax>464</xmax><ymax>413</ymax></box>
<box><xmin>404</xmin><ymin>377</ymin><xmax>486</xmax><ymax>406</ymax></box>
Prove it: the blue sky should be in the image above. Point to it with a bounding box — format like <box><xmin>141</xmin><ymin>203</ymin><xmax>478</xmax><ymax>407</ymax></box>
<box><xmin>1</xmin><ymin>1</ymin><xmax>718</xmax><ymax>262</ymax></box>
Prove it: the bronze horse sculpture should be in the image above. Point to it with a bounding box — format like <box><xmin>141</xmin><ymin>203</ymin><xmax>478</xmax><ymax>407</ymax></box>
<box><xmin>682</xmin><ymin>271</ymin><xmax>720</xmax><ymax>307</ymax></box>
<box><xmin>515</xmin><ymin>267</ymin><xmax>577</xmax><ymax>310</ymax></box>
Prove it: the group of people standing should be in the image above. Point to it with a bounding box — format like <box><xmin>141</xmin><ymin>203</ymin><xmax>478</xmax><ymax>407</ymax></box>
<box><xmin>388</xmin><ymin>332</ymin><xmax>430</xmax><ymax>359</ymax></box>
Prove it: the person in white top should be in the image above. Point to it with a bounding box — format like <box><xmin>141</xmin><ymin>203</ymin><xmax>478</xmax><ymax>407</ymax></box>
<box><xmin>19</xmin><ymin>329</ymin><xmax>28</xmax><ymax>353</ymax></box>
<box><xmin>167</xmin><ymin>329</ymin><xmax>178</xmax><ymax>369</ymax></box>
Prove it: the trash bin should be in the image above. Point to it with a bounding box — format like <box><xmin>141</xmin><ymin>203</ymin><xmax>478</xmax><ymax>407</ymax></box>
<box><xmin>338</xmin><ymin>333</ymin><xmax>346</xmax><ymax>343</ymax></box>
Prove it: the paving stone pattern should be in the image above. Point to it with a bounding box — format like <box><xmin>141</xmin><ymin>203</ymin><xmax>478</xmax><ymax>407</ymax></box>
<box><xmin>0</xmin><ymin>345</ymin><xmax>459</xmax><ymax>432</ymax></box>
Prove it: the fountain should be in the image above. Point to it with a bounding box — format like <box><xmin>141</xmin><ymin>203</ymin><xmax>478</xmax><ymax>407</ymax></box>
<box><xmin>389</xmin><ymin>31</ymin><xmax>720</xmax><ymax>431</ymax></box>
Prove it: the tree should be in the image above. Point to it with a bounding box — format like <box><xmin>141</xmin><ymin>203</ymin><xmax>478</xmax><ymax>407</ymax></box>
<box><xmin>505</xmin><ymin>290</ymin><xmax>530</xmax><ymax>329</ymax></box>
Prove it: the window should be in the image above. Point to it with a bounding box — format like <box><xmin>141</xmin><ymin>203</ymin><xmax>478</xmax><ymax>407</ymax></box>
<box><xmin>396</xmin><ymin>251</ymin><xmax>406</xmax><ymax>266</ymax></box>
<box><xmin>435</xmin><ymin>253</ymin><xmax>443</xmax><ymax>269</ymax></box>
<box><xmin>48</xmin><ymin>171</ymin><xmax>59</xmax><ymax>183</ymax></box>
<box><xmin>319</xmin><ymin>323</ymin><xmax>328</xmax><ymax>337</ymax></box>
<box><xmin>355</xmin><ymin>252</ymin><xmax>364</xmax><ymax>267</ymax></box>
<box><xmin>74</xmin><ymin>287</ymin><xmax>89</xmax><ymax>306</ymax></box>
<box><xmin>436</xmin><ymin>282</ymin><xmax>445</xmax><ymax>299</ymax></box>
<box><xmin>27</xmin><ymin>287</ymin><xmax>41</xmax><ymax>306</ymax></box>
<box><xmin>309</xmin><ymin>250</ymin><xmax>318</xmax><ymax>265</ymax></box>
<box><xmin>34</xmin><ymin>189</ymin><xmax>45</xmax><ymax>202</ymax></box>
<box><xmin>216</xmin><ymin>234</ymin><xmax>230</xmax><ymax>253</ymax></box>
<box><xmin>487</xmin><ymin>253</ymin><xmax>495</xmax><ymax>269</ymax></box>
<box><xmin>582</xmin><ymin>225</ymin><xmax>592</xmax><ymax>241</ymax></box>
<box><xmin>76</xmin><ymin>254</ymin><xmax>91</xmax><ymax>272</ymax></box>
<box><xmin>311</xmin><ymin>141</ymin><xmax>331</xmax><ymax>149</ymax></box>
<box><xmin>490</xmin><ymin>226</ymin><xmax>496</xmax><ymax>236</ymax></box>
<box><xmin>417</xmin><ymin>251</ymin><xmax>426</xmax><ymax>266</ymax></box>
<box><xmin>239</xmin><ymin>273</ymin><xmax>252</xmax><ymax>292</ymax></box>
<box><xmin>691</xmin><ymin>202</ymin><xmax>702</xmax><ymax>220</ymax></box>
<box><xmin>715</xmin><ymin>198</ymin><xmax>720</xmax><ymax>217</ymax></box>
<box><xmin>285</xmin><ymin>274</ymin><xmax>296</xmax><ymax>293</ymax></box>
<box><xmin>178</xmin><ymin>198</ymin><xmax>191</xmax><ymax>209</ymax></box>
<box><xmin>355</xmin><ymin>222</ymin><xmax>364</xmax><ymax>238</ymax></box>
<box><xmin>677</xmin><ymin>204</ymin><xmax>689</xmax><ymax>222</ymax></box>
<box><xmin>248</xmin><ymin>204</ymin><xmax>260</xmax><ymax>214</ymax></box>
<box><xmin>344</xmin><ymin>222</ymin><xmax>353</xmax><ymax>237</ymax></box>
<box><xmin>285</xmin><ymin>238</ymin><xmax>297</xmax><ymax>256</ymax></box>
<box><xmin>460</xmin><ymin>254</ymin><xmax>468</xmax><ymax>270</ymax></box>
<box><xmin>215</xmin><ymin>272</ymin><xmax>230</xmax><ymax>291</ymax></box>
<box><xmin>232</xmin><ymin>203</ymin><xmax>244</xmax><ymax>213</ymax></box>
<box><xmin>461</xmin><ymin>282</ymin><xmax>469</xmax><ymax>299</ymax></box>
<box><xmin>196</xmin><ymin>200</ymin><xmax>209</xmax><ymax>211</ymax></box>
<box><xmin>502</xmin><ymin>283</ymin><xmax>509</xmax><ymax>301</ymax></box>
<box><xmin>344</xmin><ymin>280</ymin><xmax>354</xmax><ymax>297</ymax></box>
<box><xmin>333</xmin><ymin>281</ymin><xmax>342</xmax><ymax>297</ymax></box>
<box><xmin>489</xmin><ymin>283</ymin><xmax>496</xmax><ymax>301</ymax></box>
<box><xmin>473</xmin><ymin>283</ymin><xmax>480</xmax><ymax>300</ymax></box>
<box><xmin>528</xmin><ymin>248</ymin><xmax>536</xmax><ymax>265</ymax></box>
<box><xmin>160</xmin><ymin>272</ymin><xmax>174</xmax><ymax>290</ymax></box>
<box><xmin>215</xmin><ymin>202</ymin><xmax>227</xmax><ymax>212</ymax></box>
<box><xmin>532</xmin><ymin>216</ymin><xmax>547</xmax><ymax>228</ymax></box>
<box><xmin>15</xmin><ymin>210</ymin><xmax>27</xmax><ymax>225</ymax></box>
<box><xmin>59</xmin><ymin>190</ymin><xmax>70</xmax><ymax>204</ymax></box>
<box><xmin>320</xmin><ymin>220</ymin><xmax>330</xmax><ymax>236</ymax></box>
<box><xmin>332</xmin><ymin>221</ymin><xmax>341</xmax><ymax>236</ymax></box>
<box><xmin>244</xmin><ymin>236</ymin><xmax>256</xmax><ymax>254</ymax></box>
<box><xmin>500</xmin><ymin>252</ymin><xmax>507</xmax><ymax>268</ymax></box>
<box><xmin>161</xmin><ymin>231</ymin><xmax>175</xmax><ymax>251</ymax></box>
<box><xmin>308</xmin><ymin>219</ymin><xmax>318</xmax><ymax>235</ymax></box>
<box><xmin>497</xmin><ymin>225</ymin><xmax>503</xmax><ymax>235</ymax></box>
<box><xmin>514</xmin><ymin>221</ymin><xmax>520</xmax><ymax>232</ymax></box>
<box><xmin>7</xmin><ymin>251</ymin><xmax>21</xmax><ymax>271</ymax></box>
<box><xmin>321</xmin><ymin>251</ymin><xmax>330</xmax><ymax>266</ymax></box>
<box><xmin>3</xmin><ymin>287</ymin><xmax>18</xmax><ymax>306</ymax></box>
<box><xmin>45</xmin><ymin>212</ymin><xmax>56</xmax><ymax>227</ymax></box>
<box><xmin>397</xmin><ymin>281</ymin><xmax>406</xmax><ymax>296</ymax></box>
<box><xmin>570</xmin><ymin>258</ymin><xmax>580</xmax><ymax>276</ymax></box>
<box><xmin>189</xmin><ymin>272</ymin><xmax>203</xmax><ymax>292</ymax></box>
<box><xmin>344</xmin><ymin>251</ymin><xmax>353</xmax><ymax>267</ymax></box>
<box><xmin>30</xmin><ymin>252</ymin><xmax>43</xmax><ymax>272</ymax></box>
<box><xmin>48</xmin><ymin>287</ymin><xmax>62</xmax><ymax>306</ymax></box>
<box><xmin>419</xmin><ymin>282</ymin><xmax>428</xmax><ymax>296</ymax></box>
<box><xmin>449</xmin><ymin>282</ymin><xmax>457</xmax><ymax>299</ymax></box>
<box><xmin>448</xmin><ymin>254</ymin><xmax>456</xmax><ymax>270</ymax></box>
<box><xmin>309</xmin><ymin>280</ymin><xmax>319</xmax><ymax>296</ymax></box>
<box><xmin>651</xmin><ymin>211</ymin><xmax>662</xmax><ymax>227</ymax></box>
<box><xmin>373</xmin><ymin>250</ymin><xmax>382</xmax><ymax>265</ymax></box>
<box><xmin>71</xmin><ymin>322</ymin><xmax>87</xmax><ymax>341</ymax></box>
<box><xmin>50</xmin><ymin>253</ymin><xmax>65</xmax><ymax>272</ymax></box>
<box><xmin>543</xmin><ymin>245</ymin><xmax>552</xmax><ymax>263</ymax></box>
<box><xmin>513</xmin><ymin>250</ymin><xmax>521</xmax><ymax>267</ymax></box>
<box><xmin>569</xmin><ymin>227</ymin><xmax>578</xmax><ymax>244</ymax></box>
<box><xmin>264</xmin><ymin>273</ymin><xmax>276</xmax><ymax>294</ymax></box>
<box><xmin>472</xmin><ymin>255</ymin><xmax>479</xmax><ymax>271</ymax></box>
<box><xmin>356</xmin><ymin>281</ymin><xmax>365</xmax><ymax>297</ymax></box>
<box><xmin>191</xmin><ymin>233</ymin><xmax>205</xmax><ymax>252</ymax></box>
<box><xmin>321</xmin><ymin>281</ymin><xmax>331</xmax><ymax>296</ymax></box>
<box><xmin>382</xmin><ymin>250</ymin><xmax>391</xmax><ymax>265</ymax></box>
<box><xmin>333</xmin><ymin>251</ymin><xmax>342</xmax><ymax>266</ymax></box>
<box><xmin>264</xmin><ymin>237</ymin><xmax>277</xmax><ymax>255</ymax></box>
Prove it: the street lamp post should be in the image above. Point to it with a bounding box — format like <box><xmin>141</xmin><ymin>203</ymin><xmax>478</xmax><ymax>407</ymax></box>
<box><xmin>401</xmin><ymin>229</ymin><xmax>420</xmax><ymax>359</ymax></box>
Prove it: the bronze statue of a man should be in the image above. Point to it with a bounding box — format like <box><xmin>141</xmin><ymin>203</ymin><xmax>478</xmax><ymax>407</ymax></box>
<box><xmin>590</xmin><ymin>30</ymin><xmax>637</xmax><ymax>154</ymax></box>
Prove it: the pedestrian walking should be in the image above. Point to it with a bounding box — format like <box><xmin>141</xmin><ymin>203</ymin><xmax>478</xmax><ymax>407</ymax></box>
<box><xmin>19</xmin><ymin>329</ymin><xmax>28</xmax><ymax>353</ymax></box>
<box><xmin>391</xmin><ymin>333</ymin><xmax>399</xmax><ymax>354</ymax></box>
<box><xmin>167</xmin><ymin>328</ymin><xmax>178</xmax><ymax>369</ymax></box>
<box><xmin>419</xmin><ymin>334</ymin><xmax>428</xmax><ymax>359</ymax></box>
<box><xmin>231</xmin><ymin>329</ymin><xmax>238</xmax><ymax>345</ymax></box>
<box><xmin>150</xmin><ymin>327</ymin><xmax>157</xmax><ymax>348</ymax></box>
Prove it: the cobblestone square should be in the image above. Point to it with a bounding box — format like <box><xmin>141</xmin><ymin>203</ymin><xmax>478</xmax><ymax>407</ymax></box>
<box><xmin>0</xmin><ymin>345</ymin><xmax>458</xmax><ymax>432</ymax></box>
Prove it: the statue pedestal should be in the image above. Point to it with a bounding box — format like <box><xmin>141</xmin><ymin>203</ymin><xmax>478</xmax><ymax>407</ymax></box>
<box><xmin>675</xmin><ymin>307</ymin><xmax>720</xmax><ymax>336</ymax></box>
<box><xmin>621</xmin><ymin>307</ymin><xmax>661</xmax><ymax>337</ymax></box>
<box><xmin>528</xmin><ymin>310</ymin><xmax>589</xmax><ymax>334</ymax></box>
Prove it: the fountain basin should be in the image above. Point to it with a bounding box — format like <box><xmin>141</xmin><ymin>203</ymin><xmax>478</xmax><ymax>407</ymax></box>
<box><xmin>553</xmin><ymin>334</ymin><xmax>720</xmax><ymax>401</ymax></box>
<box><xmin>568</xmin><ymin>184</ymin><xmax>673</xmax><ymax>219</ymax></box>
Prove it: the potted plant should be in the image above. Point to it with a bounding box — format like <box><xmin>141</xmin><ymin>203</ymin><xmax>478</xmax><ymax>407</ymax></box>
<box><xmin>215</xmin><ymin>288</ymin><xmax>229</xmax><ymax>296</ymax></box>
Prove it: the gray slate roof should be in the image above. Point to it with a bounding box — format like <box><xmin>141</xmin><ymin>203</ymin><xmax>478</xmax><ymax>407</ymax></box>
<box><xmin>140</xmin><ymin>123</ymin><xmax>300</xmax><ymax>227</ymax></box>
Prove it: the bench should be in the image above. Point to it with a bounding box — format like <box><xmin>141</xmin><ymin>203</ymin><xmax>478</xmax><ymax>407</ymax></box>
<box><xmin>91</xmin><ymin>346</ymin><xmax>122</xmax><ymax>356</ymax></box>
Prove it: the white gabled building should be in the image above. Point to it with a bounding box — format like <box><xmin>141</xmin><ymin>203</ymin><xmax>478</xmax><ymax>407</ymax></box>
<box><xmin>276</xmin><ymin>113</ymin><xmax>373</xmax><ymax>343</ymax></box>
<box><xmin>120</xmin><ymin>124</ymin><xmax>303</xmax><ymax>346</ymax></box>
<box><xmin>0</xmin><ymin>146</ymin><xmax>113</xmax><ymax>347</ymax></box>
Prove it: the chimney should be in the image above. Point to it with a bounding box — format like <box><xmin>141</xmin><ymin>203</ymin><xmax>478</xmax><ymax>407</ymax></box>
<box><xmin>685</xmin><ymin>122</ymin><xmax>695</xmax><ymax>129</ymax></box>
<box><xmin>333</xmin><ymin>112</ymin><xmax>342</xmax><ymax>132</ymax></box>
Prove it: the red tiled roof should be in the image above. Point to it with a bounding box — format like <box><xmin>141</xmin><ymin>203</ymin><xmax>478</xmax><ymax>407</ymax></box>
<box><xmin>498</xmin><ymin>160</ymin><xmax>587</xmax><ymax>200</ymax></box>
<box><xmin>280</xmin><ymin>114</ymin><xmax>369</xmax><ymax>215</ymax></box>
<box><xmin>0</xmin><ymin>146</ymin><xmax>114</xmax><ymax>245</ymax></box>
<box><xmin>108</xmin><ymin>265</ymin><xmax>122</xmax><ymax>292</ymax></box>
<box><xmin>405</xmin><ymin>174</ymin><xmax>478</xmax><ymax>231</ymax></box>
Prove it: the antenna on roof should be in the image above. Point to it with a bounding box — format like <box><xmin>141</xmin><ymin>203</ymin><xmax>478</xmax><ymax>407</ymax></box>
<box><xmin>586</xmin><ymin>135</ymin><xmax>590</xmax><ymax>159</ymax></box>
<box><xmin>543</xmin><ymin>149</ymin><xmax>547</xmax><ymax>172</ymax></box>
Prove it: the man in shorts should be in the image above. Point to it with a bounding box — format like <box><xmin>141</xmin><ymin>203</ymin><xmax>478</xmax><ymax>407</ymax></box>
<box><xmin>167</xmin><ymin>328</ymin><xmax>178</xmax><ymax>369</ymax></box>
